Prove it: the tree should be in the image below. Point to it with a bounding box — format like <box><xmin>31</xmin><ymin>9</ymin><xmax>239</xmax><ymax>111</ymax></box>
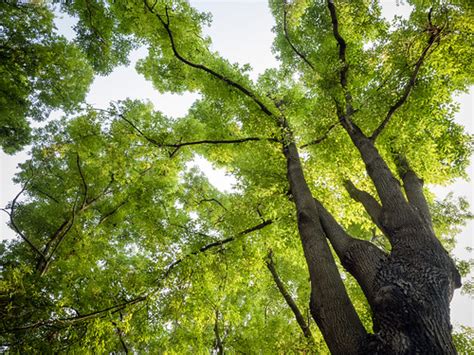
<box><xmin>1</xmin><ymin>0</ymin><xmax>473</xmax><ymax>353</ymax></box>
<box><xmin>0</xmin><ymin>0</ymin><xmax>134</xmax><ymax>153</ymax></box>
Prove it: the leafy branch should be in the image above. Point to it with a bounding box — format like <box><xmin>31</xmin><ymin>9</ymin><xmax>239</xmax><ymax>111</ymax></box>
<box><xmin>1</xmin><ymin>178</ymin><xmax>45</xmax><ymax>260</ymax></box>
<box><xmin>282</xmin><ymin>0</ymin><xmax>315</xmax><ymax>70</ymax></box>
<box><xmin>370</xmin><ymin>21</ymin><xmax>443</xmax><ymax>140</ymax></box>
<box><xmin>300</xmin><ymin>121</ymin><xmax>339</xmax><ymax>148</ymax></box>
<box><xmin>119</xmin><ymin>112</ymin><xmax>278</xmax><ymax>157</ymax></box>
<box><xmin>4</xmin><ymin>219</ymin><xmax>273</xmax><ymax>333</ymax></box>
<box><xmin>143</xmin><ymin>0</ymin><xmax>278</xmax><ymax>118</ymax></box>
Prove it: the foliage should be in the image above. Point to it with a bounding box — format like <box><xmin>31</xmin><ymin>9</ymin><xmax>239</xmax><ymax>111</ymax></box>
<box><xmin>0</xmin><ymin>2</ymin><xmax>96</xmax><ymax>153</ymax></box>
<box><xmin>1</xmin><ymin>0</ymin><xmax>473</xmax><ymax>352</ymax></box>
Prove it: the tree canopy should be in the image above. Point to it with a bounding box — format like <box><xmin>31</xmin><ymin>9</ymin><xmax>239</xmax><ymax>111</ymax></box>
<box><xmin>1</xmin><ymin>0</ymin><xmax>473</xmax><ymax>353</ymax></box>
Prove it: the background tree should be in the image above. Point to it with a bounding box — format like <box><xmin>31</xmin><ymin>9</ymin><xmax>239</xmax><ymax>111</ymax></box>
<box><xmin>1</xmin><ymin>0</ymin><xmax>473</xmax><ymax>353</ymax></box>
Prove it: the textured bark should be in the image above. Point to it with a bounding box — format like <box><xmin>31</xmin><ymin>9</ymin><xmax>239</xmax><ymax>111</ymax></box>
<box><xmin>396</xmin><ymin>155</ymin><xmax>434</xmax><ymax>233</ymax></box>
<box><xmin>315</xmin><ymin>200</ymin><xmax>387</xmax><ymax>305</ymax></box>
<box><xmin>341</xmin><ymin>127</ymin><xmax>461</xmax><ymax>354</ymax></box>
<box><xmin>283</xmin><ymin>142</ymin><xmax>367</xmax><ymax>354</ymax></box>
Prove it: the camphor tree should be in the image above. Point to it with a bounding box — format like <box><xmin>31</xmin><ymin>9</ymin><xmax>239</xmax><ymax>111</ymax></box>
<box><xmin>1</xmin><ymin>0</ymin><xmax>473</xmax><ymax>353</ymax></box>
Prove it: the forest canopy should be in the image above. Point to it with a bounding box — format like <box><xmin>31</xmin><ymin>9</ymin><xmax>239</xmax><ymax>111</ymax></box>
<box><xmin>0</xmin><ymin>0</ymin><xmax>473</xmax><ymax>353</ymax></box>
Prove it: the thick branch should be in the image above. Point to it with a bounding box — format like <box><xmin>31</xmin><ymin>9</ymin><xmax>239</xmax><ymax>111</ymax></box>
<box><xmin>326</xmin><ymin>0</ymin><xmax>357</xmax><ymax>134</ymax></box>
<box><xmin>370</xmin><ymin>28</ymin><xmax>442</xmax><ymax>140</ymax></box>
<box><xmin>344</xmin><ymin>180</ymin><xmax>387</xmax><ymax>235</ymax></box>
<box><xmin>315</xmin><ymin>199</ymin><xmax>387</xmax><ymax>304</ymax></box>
<box><xmin>395</xmin><ymin>155</ymin><xmax>433</xmax><ymax>231</ymax></box>
<box><xmin>283</xmin><ymin>141</ymin><xmax>366</xmax><ymax>353</ymax></box>
<box><xmin>266</xmin><ymin>250</ymin><xmax>314</xmax><ymax>342</ymax></box>
<box><xmin>282</xmin><ymin>0</ymin><xmax>315</xmax><ymax>70</ymax></box>
<box><xmin>327</xmin><ymin>0</ymin><xmax>348</xmax><ymax>88</ymax></box>
<box><xmin>143</xmin><ymin>1</ymin><xmax>276</xmax><ymax>118</ymax></box>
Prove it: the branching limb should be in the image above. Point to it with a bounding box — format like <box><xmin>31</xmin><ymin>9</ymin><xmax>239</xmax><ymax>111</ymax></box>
<box><xmin>370</xmin><ymin>22</ymin><xmax>443</xmax><ymax>140</ymax></box>
<box><xmin>394</xmin><ymin>155</ymin><xmax>433</xmax><ymax>231</ymax></box>
<box><xmin>343</xmin><ymin>180</ymin><xmax>387</xmax><ymax>236</ymax></box>
<box><xmin>1</xmin><ymin>180</ymin><xmax>45</xmax><ymax>259</ymax></box>
<box><xmin>300</xmin><ymin>122</ymin><xmax>338</xmax><ymax>148</ymax></box>
<box><xmin>282</xmin><ymin>0</ymin><xmax>315</xmax><ymax>70</ymax></box>
<box><xmin>283</xmin><ymin>142</ymin><xmax>366</xmax><ymax>353</ymax></box>
<box><xmin>266</xmin><ymin>250</ymin><xmax>314</xmax><ymax>342</ymax></box>
<box><xmin>314</xmin><ymin>199</ymin><xmax>387</xmax><ymax>304</ymax></box>
<box><xmin>143</xmin><ymin>1</ymin><xmax>277</xmax><ymax>118</ymax></box>
<box><xmin>120</xmin><ymin>112</ymin><xmax>277</xmax><ymax>157</ymax></box>
<box><xmin>5</xmin><ymin>220</ymin><xmax>273</xmax><ymax>334</ymax></box>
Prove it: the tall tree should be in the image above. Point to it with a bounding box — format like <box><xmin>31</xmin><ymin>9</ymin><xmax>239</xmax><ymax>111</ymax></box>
<box><xmin>1</xmin><ymin>0</ymin><xmax>473</xmax><ymax>353</ymax></box>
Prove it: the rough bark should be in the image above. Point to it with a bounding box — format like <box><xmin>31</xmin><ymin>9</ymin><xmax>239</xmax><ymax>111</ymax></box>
<box><xmin>315</xmin><ymin>199</ymin><xmax>387</xmax><ymax>305</ymax></box>
<box><xmin>283</xmin><ymin>142</ymin><xmax>367</xmax><ymax>354</ymax></box>
<box><xmin>339</xmin><ymin>127</ymin><xmax>461</xmax><ymax>354</ymax></box>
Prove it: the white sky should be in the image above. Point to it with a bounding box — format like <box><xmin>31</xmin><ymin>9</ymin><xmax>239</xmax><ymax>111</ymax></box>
<box><xmin>0</xmin><ymin>0</ymin><xmax>472</xmax><ymax>327</ymax></box>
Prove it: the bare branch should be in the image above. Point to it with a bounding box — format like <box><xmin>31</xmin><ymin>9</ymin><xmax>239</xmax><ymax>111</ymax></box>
<box><xmin>266</xmin><ymin>249</ymin><xmax>314</xmax><ymax>342</ymax></box>
<box><xmin>198</xmin><ymin>198</ymin><xmax>228</xmax><ymax>211</ymax></box>
<box><xmin>164</xmin><ymin>219</ymin><xmax>273</xmax><ymax>277</ymax></box>
<box><xmin>119</xmin><ymin>112</ymin><xmax>277</xmax><ymax>156</ymax></box>
<box><xmin>370</xmin><ymin>29</ymin><xmax>442</xmax><ymax>141</ymax></box>
<box><xmin>282</xmin><ymin>0</ymin><xmax>315</xmax><ymax>70</ymax></box>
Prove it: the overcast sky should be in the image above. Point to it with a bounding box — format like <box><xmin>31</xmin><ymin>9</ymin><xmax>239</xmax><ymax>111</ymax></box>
<box><xmin>0</xmin><ymin>0</ymin><xmax>472</xmax><ymax>327</ymax></box>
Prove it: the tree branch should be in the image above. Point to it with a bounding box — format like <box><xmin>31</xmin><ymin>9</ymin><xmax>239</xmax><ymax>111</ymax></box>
<box><xmin>213</xmin><ymin>309</ymin><xmax>224</xmax><ymax>355</ymax></box>
<box><xmin>266</xmin><ymin>250</ymin><xmax>314</xmax><ymax>342</ymax></box>
<box><xmin>370</xmin><ymin>27</ymin><xmax>442</xmax><ymax>141</ymax></box>
<box><xmin>164</xmin><ymin>219</ymin><xmax>273</xmax><ymax>277</ymax></box>
<box><xmin>143</xmin><ymin>1</ymin><xmax>277</xmax><ymax>118</ymax></box>
<box><xmin>2</xmin><ymin>180</ymin><xmax>45</xmax><ymax>259</ymax></box>
<box><xmin>300</xmin><ymin>122</ymin><xmax>338</xmax><ymax>148</ymax></box>
<box><xmin>119</xmin><ymin>112</ymin><xmax>277</xmax><ymax>156</ymax></box>
<box><xmin>282</xmin><ymin>0</ymin><xmax>315</xmax><ymax>70</ymax></box>
<box><xmin>315</xmin><ymin>199</ymin><xmax>387</xmax><ymax>304</ymax></box>
<box><xmin>76</xmin><ymin>153</ymin><xmax>88</xmax><ymax>209</ymax></box>
<box><xmin>283</xmin><ymin>141</ymin><xmax>366</xmax><ymax>353</ymax></box>
<box><xmin>394</xmin><ymin>155</ymin><xmax>433</xmax><ymax>231</ymax></box>
<box><xmin>5</xmin><ymin>220</ymin><xmax>273</xmax><ymax>334</ymax></box>
<box><xmin>326</xmin><ymin>0</ymin><xmax>356</xmax><ymax>134</ymax></box>
<box><xmin>343</xmin><ymin>180</ymin><xmax>386</xmax><ymax>235</ymax></box>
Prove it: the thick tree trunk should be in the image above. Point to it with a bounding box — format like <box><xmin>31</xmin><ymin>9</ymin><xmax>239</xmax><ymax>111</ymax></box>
<box><xmin>342</xmin><ymin>126</ymin><xmax>461</xmax><ymax>354</ymax></box>
<box><xmin>368</xmin><ymin>228</ymin><xmax>460</xmax><ymax>354</ymax></box>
